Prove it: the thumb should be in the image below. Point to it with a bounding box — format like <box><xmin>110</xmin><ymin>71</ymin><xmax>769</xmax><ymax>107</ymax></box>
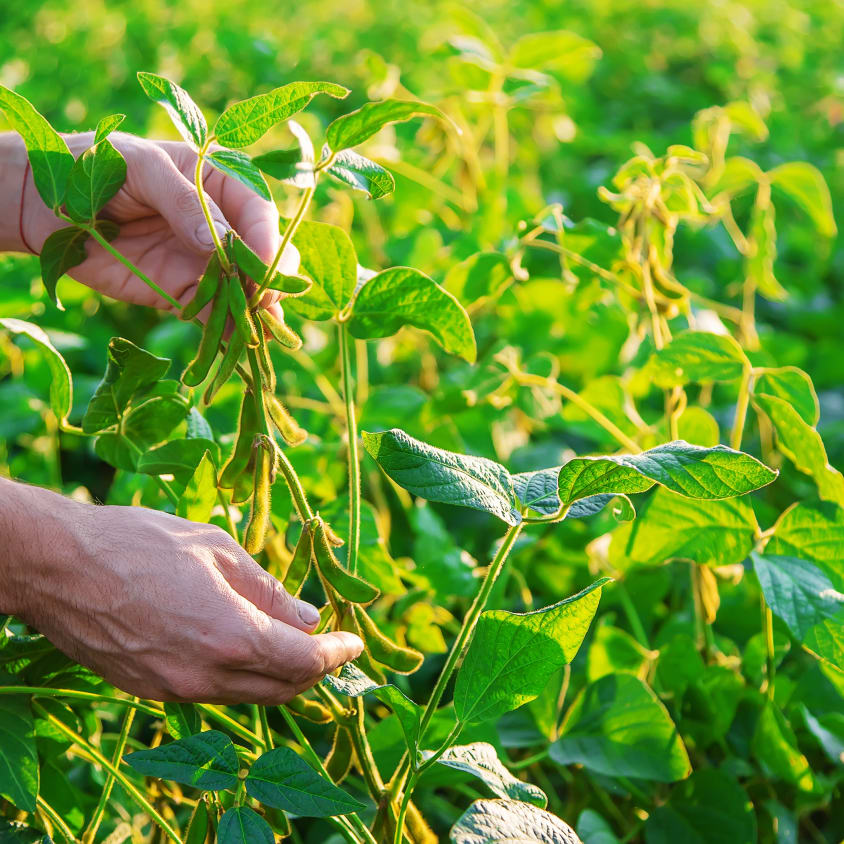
<box><xmin>220</xmin><ymin>550</ymin><xmax>322</xmax><ymax>632</ymax></box>
<box><xmin>138</xmin><ymin>150</ymin><xmax>230</xmax><ymax>255</ymax></box>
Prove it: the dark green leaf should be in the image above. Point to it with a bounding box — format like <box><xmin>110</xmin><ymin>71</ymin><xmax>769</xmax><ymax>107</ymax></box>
<box><xmin>65</xmin><ymin>137</ymin><xmax>127</xmax><ymax>222</ymax></box>
<box><xmin>163</xmin><ymin>703</ymin><xmax>202</xmax><ymax>740</ymax></box>
<box><xmin>0</xmin><ymin>318</ymin><xmax>73</xmax><ymax>426</ymax></box>
<box><xmin>513</xmin><ymin>469</ymin><xmax>633</xmax><ymax>520</ymax></box>
<box><xmin>752</xmin><ymin>702</ymin><xmax>817</xmax><ymax>791</ymax></box>
<box><xmin>82</xmin><ymin>338</ymin><xmax>171</xmax><ymax>433</ymax></box>
<box><xmin>325</xmin><ymin>148</ymin><xmax>395</xmax><ymax>199</ymax></box>
<box><xmin>208</xmin><ymin>150</ymin><xmax>271</xmax><ymax>201</ymax></box>
<box><xmin>137</xmin><ymin>72</ymin><xmax>207</xmax><ymax>149</ymax></box>
<box><xmin>557</xmin><ymin>440</ymin><xmax>777</xmax><ymax>505</ymax></box>
<box><xmin>138</xmin><ymin>438</ymin><xmax>218</xmax><ymax>482</ymax></box>
<box><xmin>217</xmin><ymin>807</ymin><xmax>274</xmax><ymax>844</ymax></box>
<box><xmin>245</xmin><ymin>746</ymin><xmax>365</xmax><ymax>816</ymax></box>
<box><xmin>429</xmin><ymin>742</ymin><xmax>547</xmax><ymax>807</ymax></box>
<box><xmin>0</xmin><ymin>84</ymin><xmax>74</xmax><ymax>209</ymax></box>
<box><xmin>348</xmin><ymin>267</ymin><xmax>476</xmax><ymax>361</ymax></box>
<box><xmin>550</xmin><ymin>674</ymin><xmax>691</xmax><ymax>781</ymax></box>
<box><xmin>123</xmin><ymin>393</ymin><xmax>190</xmax><ymax>446</ymax></box>
<box><xmin>363</xmin><ymin>428</ymin><xmax>520</xmax><ymax>525</ymax></box>
<box><xmin>39</xmin><ymin>226</ymin><xmax>89</xmax><ymax>308</ymax></box>
<box><xmin>445</xmin><ymin>252</ymin><xmax>512</xmax><ymax>301</ymax></box>
<box><xmin>326</xmin><ymin>98</ymin><xmax>447</xmax><ymax>152</ymax></box>
<box><xmin>455</xmin><ymin>580</ymin><xmax>609</xmax><ymax>722</ymax></box>
<box><xmin>450</xmin><ymin>799</ymin><xmax>582</xmax><ymax>844</ymax></box>
<box><xmin>214</xmin><ymin>82</ymin><xmax>349</xmax><ymax>148</ymax></box>
<box><xmin>753</xmin><ymin>553</ymin><xmax>844</xmax><ymax>640</ymax></box>
<box><xmin>93</xmin><ymin>113</ymin><xmax>125</xmax><ymax>143</ymax></box>
<box><xmin>124</xmin><ymin>730</ymin><xmax>238</xmax><ymax>790</ymax></box>
<box><xmin>576</xmin><ymin>810</ymin><xmax>619</xmax><ymax>844</ymax></box>
<box><xmin>0</xmin><ymin>696</ymin><xmax>38</xmax><ymax>812</ymax></box>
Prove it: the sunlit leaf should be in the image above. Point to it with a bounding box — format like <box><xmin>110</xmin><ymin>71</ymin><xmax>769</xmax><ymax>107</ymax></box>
<box><xmin>326</xmin><ymin>98</ymin><xmax>447</xmax><ymax>151</ymax></box>
<box><xmin>177</xmin><ymin>450</ymin><xmax>217</xmax><ymax>522</ymax></box>
<box><xmin>450</xmin><ymin>798</ymin><xmax>582</xmax><ymax>844</ymax></box>
<box><xmin>137</xmin><ymin>72</ymin><xmax>207</xmax><ymax>149</ymax></box>
<box><xmin>769</xmin><ymin>161</ymin><xmax>837</xmax><ymax>238</ymax></box>
<box><xmin>65</xmin><ymin>137</ymin><xmax>127</xmax><ymax>222</ymax></box>
<box><xmin>646</xmin><ymin>331</ymin><xmax>749</xmax><ymax>387</ymax></box>
<box><xmin>325</xmin><ymin>148</ymin><xmax>395</xmax><ymax>199</ymax></box>
<box><xmin>208</xmin><ymin>150</ymin><xmax>271</xmax><ymax>201</ymax></box>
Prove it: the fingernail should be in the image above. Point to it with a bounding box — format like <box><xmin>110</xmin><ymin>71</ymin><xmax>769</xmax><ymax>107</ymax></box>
<box><xmin>296</xmin><ymin>600</ymin><xmax>320</xmax><ymax>627</ymax></box>
<box><xmin>195</xmin><ymin>220</ymin><xmax>228</xmax><ymax>248</ymax></box>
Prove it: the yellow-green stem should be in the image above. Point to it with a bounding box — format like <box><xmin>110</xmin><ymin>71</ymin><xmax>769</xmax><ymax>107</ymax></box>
<box><xmin>194</xmin><ymin>143</ymin><xmax>229</xmax><ymax>269</ymax></box>
<box><xmin>339</xmin><ymin>322</ymin><xmax>362</xmax><ymax>575</ymax></box>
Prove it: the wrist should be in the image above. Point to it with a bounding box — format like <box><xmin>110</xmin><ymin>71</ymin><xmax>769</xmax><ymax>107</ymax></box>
<box><xmin>0</xmin><ymin>477</ymin><xmax>90</xmax><ymax>617</ymax></box>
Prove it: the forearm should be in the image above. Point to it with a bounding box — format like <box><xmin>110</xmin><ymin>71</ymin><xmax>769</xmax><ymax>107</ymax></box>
<box><xmin>0</xmin><ymin>476</ymin><xmax>86</xmax><ymax>616</ymax></box>
<box><xmin>0</xmin><ymin>131</ymin><xmax>29</xmax><ymax>253</ymax></box>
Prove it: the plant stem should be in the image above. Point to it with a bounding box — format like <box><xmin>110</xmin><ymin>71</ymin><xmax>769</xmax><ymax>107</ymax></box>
<box><xmin>196</xmin><ymin>704</ymin><xmax>265</xmax><ymax>750</ymax></box>
<box><xmin>763</xmin><ymin>597</ymin><xmax>776</xmax><ymax>701</ymax></box>
<box><xmin>616</xmin><ymin>582</ymin><xmax>649</xmax><ymax>648</ymax></box>
<box><xmin>731</xmin><ymin>365</ymin><xmax>753</xmax><ymax>450</ymax></box>
<box><xmin>193</xmin><ymin>143</ymin><xmax>229</xmax><ymax>269</ymax></box>
<box><xmin>0</xmin><ymin>687</ymin><xmax>162</xmax><ymax>717</ymax></box>
<box><xmin>252</xmin><ymin>185</ymin><xmax>315</xmax><ymax>305</ymax></box>
<box><xmin>82</xmin><ymin>701</ymin><xmax>137</xmax><ymax>844</ymax></box>
<box><xmin>37</xmin><ymin>794</ymin><xmax>78</xmax><ymax>843</ymax></box>
<box><xmin>79</xmin><ymin>223</ymin><xmax>182</xmax><ymax>311</ymax></box>
<box><xmin>259</xmin><ymin>705</ymin><xmax>274</xmax><ymax>750</ymax></box>
<box><xmin>32</xmin><ymin>702</ymin><xmax>182</xmax><ymax>844</ymax></box>
<box><xmin>339</xmin><ymin>322</ymin><xmax>362</xmax><ymax>575</ymax></box>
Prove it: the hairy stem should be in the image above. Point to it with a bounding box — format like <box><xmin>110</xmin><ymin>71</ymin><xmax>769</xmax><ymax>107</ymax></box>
<box><xmin>339</xmin><ymin>322</ymin><xmax>362</xmax><ymax>575</ymax></box>
<box><xmin>193</xmin><ymin>143</ymin><xmax>229</xmax><ymax>269</ymax></box>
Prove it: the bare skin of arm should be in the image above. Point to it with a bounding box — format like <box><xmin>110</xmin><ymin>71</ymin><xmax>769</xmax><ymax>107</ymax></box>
<box><xmin>0</xmin><ymin>132</ymin><xmax>361</xmax><ymax>703</ymax></box>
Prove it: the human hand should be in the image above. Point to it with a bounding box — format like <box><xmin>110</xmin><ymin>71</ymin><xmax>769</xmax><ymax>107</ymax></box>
<box><xmin>17</xmin><ymin>132</ymin><xmax>296</xmax><ymax>315</ymax></box>
<box><xmin>4</xmin><ymin>481</ymin><xmax>361</xmax><ymax>704</ymax></box>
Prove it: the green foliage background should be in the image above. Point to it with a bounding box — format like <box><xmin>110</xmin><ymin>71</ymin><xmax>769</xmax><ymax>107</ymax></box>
<box><xmin>0</xmin><ymin>1</ymin><xmax>842</xmax><ymax>842</ymax></box>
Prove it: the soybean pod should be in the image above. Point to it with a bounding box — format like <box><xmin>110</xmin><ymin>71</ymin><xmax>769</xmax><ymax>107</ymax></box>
<box><xmin>181</xmin><ymin>253</ymin><xmax>221</xmax><ymax>321</ymax></box>
<box><xmin>311</xmin><ymin>517</ymin><xmax>379</xmax><ymax>604</ymax></box>
<box><xmin>203</xmin><ymin>330</ymin><xmax>245</xmax><ymax>406</ymax></box>
<box><xmin>352</xmin><ymin>604</ymin><xmax>424</xmax><ymax>675</ymax></box>
<box><xmin>286</xmin><ymin>695</ymin><xmax>331</xmax><ymax>724</ymax></box>
<box><xmin>284</xmin><ymin>525</ymin><xmax>313</xmax><ymax>597</ymax></box>
<box><xmin>220</xmin><ymin>391</ymin><xmax>258</xmax><ymax>488</ymax></box>
<box><xmin>259</xmin><ymin>308</ymin><xmax>302</xmax><ymax>351</ymax></box>
<box><xmin>244</xmin><ymin>437</ymin><xmax>273</xmax><ymax>554</ymax></box>
<box><xmin>227</xmin><ymin>270</ymin><xmax>260</xmax><ymax>348</ymax></box>
<box><xmin>256</xmin><ymin>327</ymin><xmax>276</xmax><ymax>393</ymax></box>
<box><xmin>325</xmin><ymin>726</ymin><xmax>355</xmax><ymax>783</ymax></box>
<box><xmin>266</xmin><ymin>392</ymin><xmax>307</xmax><ymax>446</ymax></box>
<box><xmin>182</xmin><ymin>281</ymin><xmax>228</xmax><ymax>387</ymax></box>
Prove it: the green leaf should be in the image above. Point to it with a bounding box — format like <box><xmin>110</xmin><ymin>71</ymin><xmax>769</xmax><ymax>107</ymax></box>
<box><xmin>754</xmin><ymin>367</ymin><xmax>818</xmax><ymax>427</ymax></box>
<box><xmin>454</xmin><ymin>580</ymin><xmax>609</xmax><ymax>723</ymax></box>
<box><xmin>290</xmin><ymin>219</ymin><xmax>357</xmax><ymax>316</ymax></box>
<box><xmin>577</xmin><ymin>810</ymin><xmax>619</xmax><ymax>844</ymax></box>
<box><xmin>450</xmin><ymin>799</ymin><xmax>581</xmax><ymax>844</ymax></box>
<box><xmin>163</xmin><ymin>703</ymin><xmax>202</xmax><ymax>740</ymax></box>
<box><xmin>0</xmin><ymin>318</ymin><xmax>73</xmax><ymax>426</ymax></box>
<box><xmin>586</xmin><ymin>625</ymin><xmax>652</xmax><ymax>683</ymax></box>
<box><xmin>245</xmin><ymin>746</ymin><xmax>365</xmax><ymax>816</ymax></box>
<box><xmin>347</xmin><ymin>267</ymin><xmax>476</xmax><ymax>362</ymax></box>
<box><xmin>214</xmin><ymin>82</ymin><xmax>349</xmax><ymax>148</ymax></box>
<box><xmin>326</xmin><ymin>98</ymin><xmax>447</xmax><ymax>152</ymax></box>
<box><xmin>768</xmin><ymin>501</ymin><xmax>844</xmax><ymax>565</ymax></box>
<box><xmin>754</xmin><ymin>393</ymin><xmax>844</xmax><ymax>507</ymax></box>
<box><xmin>216</xmin><ymin>807</ymin><xmax>274</xmax><ymax>844</ymax></box>
<box><xmin>39</xmin><ymin>226</ymin><xmax>89</xmax><ymax>308</ymax></box>
<box><xmin>610</xmin><ymin>487</ymin><xmax>758</xmax><ymax>569</ymax></box>
<box><xmin>208</xmin><ymin>150</ymin><xmax>271</xmax><ymax>201</ymax></box>
<box><xmin>746</xmin><ymin>200</ymin><xmax>786</xmax><ymax>301</ymax></box>
<box><xmin>138</xmin><ymin>438</ymin><xmax>218</xmax><ymax>482</ymax></box>
<box><xmin>323</xmin><ymin>663</ymin><xmax>421</xmax><ymax>753</ymax></box>
<box><xmin>94</xmin><ymin>431</ymin><xmax>139</xmax><ymax>472</ymax></box>
<box><xmin>753</xmin><ymin>553</ymin><xmax>844</xmax><ymax>641</ymax></box>
<box><xmin>0</xmin><ymin>696</ymin><xmax>38</xmax><ymax>812</ymax></box>
<box><xmin>644</xmin><ymin>770</ymin><xmax>757</xmax><ymax>844</ymax></box>
<box><xmin>769</xmin><ymin>161</ymin><xmax>837</xmax><ymax>238</ymax></box>
<box><xmin>512</xmin><ymin>469</ymin><xmax>633</xmax><ymax>521</ymax></box>
<box><xmin>509</xmin><ymin>30</ymin><xmax>601</xmax><ymax>78</ymax></box>
<box><xmin>646</xmin><ymin>331</ymin><xmax>749</xmax><ymax>387</ymax></box>
<box><xmin>0</xmin><ymin>84</ymin><xmax>74</xmax><ymax>210</ymax></box>
<box><xmin>803</xmin><ymin>619</ymin><xmax>844</xmax><ymax>673</ymax></box>
<box><xmin>752</xmin><ymin>702</ymin><xmax>817</xmax><ymax>792</ymax></box>
<box><xmin>325</xmin><ymin>148</ymin><xmax>395</xmax><ymax>199</ymax></box>
<box><xmin>65</xmin><ymin>137</ymin><xmax>127</xmax><ymax>222</ymax></box>
<box><xmin>123</xmin><ymin>393</ymin><xmax>190</xmax><ymax>446</ymax></box>
<box><xmin>123</xmin><ymin>730</ymin><xmax>239</xmax><ymax>791</ymax></box>
<box><xmin>178</xmin><ymin>451</ymin><xmax>217</xmax><ymax>522</ymax></box>
<box><xmin>708</xmin><ymin>156</ymin><xmax>764</xmax><ymax>197</ymax></box>
<box><xmin>252</xmin><ymin>120</ymin><xmax>315</xmax><ymax>189</ymax></box>
<box><xmin>93</xmin><ymin>113</ymin><xmax>125</xmax><ymax>143</ymax></box>
<box><xmin>136</xmin><ymin>72</ymin><xmax>207</xmax><ymax>149</ymax></box>
<box><xmin>557</xmin><ymin>440</ymin><xmax>776</xmax><ymax>506</ymax></box>
<box><xmin>82</xmin><ymin>338</ymin><xmax>171</xmax><ymax>433</ymax></box>
<box><xmin>362</xmin><ymin>428</ymin><xmax>520</xmax><ymax>525</ymax></box>
<box><xmin>428</xmin><ymin>742</ymin><xmax>547</xmax><ymax>807</ymax></box>
<box><xmin>445</xmin><ymin>251</ymin><xmax>512</xmax><ymax>302</ymax></box>
<box><xmin>550</xmin><ymin>674</ymin><xmax>691</xmax><ymax>782</ymax></box>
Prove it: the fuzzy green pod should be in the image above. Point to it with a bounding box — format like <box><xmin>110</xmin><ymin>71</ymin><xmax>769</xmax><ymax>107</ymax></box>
<box><xmin>183</xmin><ymin>797</ymin><xmax>211</xmax><ymax>844</ymax></box>
<box><xmin>259</xmin><ymin>308</ymin><xmax>302</xmax><ymax>350</ymax></box>
<box><xmin>219</xmin><ymin>392</ymin><xmax>258</xmax><ymax>488</ymax></box>
<box><xmin>181</xmin><ymin>253</ymin><xmax>221</xmax><ymax>321</ymax></box>
<box><xmin>203</xmin><ymin>330</ymin><xmax>245</xmax><ymax>406</ymax></box>
<box><xmin>286</xmin><ymin>695</ymin><xmax>331</xmax><ymax>724</ymax></box>
<box><xmin>227</xmin><ymin>270</ymin><xmax>260</xmax><ymax>348</ymax></box>
<box><xmin>325</xmin><ymin>726</ymin><xmax>354</xmax><ymax>783</ymax></box>
<box><xmin>352</xmin><ymin>604</ymin><xmax>424</xmax><ymax>674</ymax></box>
<box><xmin>256</xmin><ymin>329</ymin><xmax>277</xmax><ymax>393</ymax></box>
<box><xmin>182</xmin><ymin>282</ymin><xmax>228</xmax><ymax>387</ymax></box>
<box><xmin>266</xmin><ymin>392</ymin><xmax>307</xmax><ymax>446</ymax></box>
<box><xmin>244</xmin><ymin>439</ymin><xmax>273</xmax><ymax>554</ymax></box>
<box><xmin>311</xmin><ymin>518</ymin><xmax>379</xmax><ymax>605</ymax></box>
<box><xmin>284</xmin><ymin>525</ymin><xmax>313</xmax><ymax>596</ymax></box>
